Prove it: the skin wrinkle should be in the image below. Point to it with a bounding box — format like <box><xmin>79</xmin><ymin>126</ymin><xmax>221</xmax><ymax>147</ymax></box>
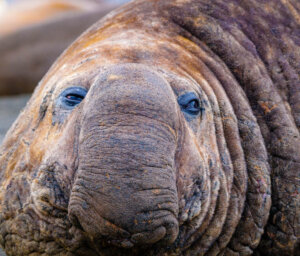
<box><xmin>70</xmin><ymin>197</ymin><xmax>132</xmax><ymax>232</ymax></box>
<box><xmin>68</xmin><ymin>65</ymin><xmax>179</xmax><ymax>249</ymax></box>
<box><xmin>235</xmin><ymin>25</ymin><xmax>299</xmax><ymax>128</ymax></box>
<box><xmin>70</xmin><ymin>198</ymin><xmax>176</xmax><ymax>237</ymax></box>
<box><xmin>171</xmin><ymin>1</ymin><xmax>298</xmax><ymax>252</ymax></box>
<box><xmin>176</xmin><ymin>132</ymin><xmax>213</xmax><ymax>249</ymax></box>
<box><xmin>168</xmin><ymin>7</ymin><xmax>274</xmax><ymax>253</ymax></box>
<box><xmin>176</xmin><ymin>44</ymin><xmax>244</xmax><ymax>254</ymax></box>
<box><xmin>81</xmin><ymin>117</ymin><xmax>177</xmax><ymax>147</ymax></box>
<box><xmin>200</xmin><ymin>0</ymin><xmax>298</xmax><ymax>136</ymax></box>
<box><xmin>199</xmin><ymin>54</ymin><xmax>264</xmax><ymax>254</ymax></box>
<box><xmin>73</xmin><ymin>170</ymin><xmax>177</xmax><ymax>195</ymax></box>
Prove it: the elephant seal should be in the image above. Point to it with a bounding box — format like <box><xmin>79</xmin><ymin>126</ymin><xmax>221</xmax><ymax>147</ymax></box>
<box><xmin>0</xmin><ymin>0</ymin><xmax>299</xmax><ymax>255</ymax></box>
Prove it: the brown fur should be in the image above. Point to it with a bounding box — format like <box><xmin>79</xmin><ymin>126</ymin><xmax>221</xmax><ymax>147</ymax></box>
<box><xmin>0</xmin><ymin>0</ymin><xmax>299</xmax><ymax>255</ymax></box>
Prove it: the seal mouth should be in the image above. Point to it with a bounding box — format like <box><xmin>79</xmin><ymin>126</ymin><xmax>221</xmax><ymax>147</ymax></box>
<box><xmin>69</xmin><ymin>216</ymin><xmax>178</xmax><ymax>256</ymax></box>
<box><xmin>69</xmin><ymin>194</ymin><xmax>179</xmax><ymax>249</ymax></box>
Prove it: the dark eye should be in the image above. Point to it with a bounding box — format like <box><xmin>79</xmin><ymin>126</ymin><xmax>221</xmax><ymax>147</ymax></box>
<box><xmin>178</xmin><ymin>92</ymin><xmax>204</xmax><ymax>116</ymax></box>
<box><xmin>59</xmin><ymin>87</ymin><xmax>87</xmax><ymax>108</ymax></box>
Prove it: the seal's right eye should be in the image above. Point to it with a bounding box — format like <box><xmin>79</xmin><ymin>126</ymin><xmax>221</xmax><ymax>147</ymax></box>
<box><xmin>59</xmin><ymin>87</ymin><xmax>87</xmax><ymax>108</ymax></box>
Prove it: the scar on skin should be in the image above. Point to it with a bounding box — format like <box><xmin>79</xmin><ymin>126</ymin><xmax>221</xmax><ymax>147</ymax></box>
<box><xmin>259</xmin><ymin>101</ymin><xmax>278</xmax><ymax>114</ymax></box>
<box><xmin>105</xmin><ymin>220</ymin><xmax>121</xmax><ymax>231</ymax></box>
<box><xmin>152</xmin><ymin>189</ymin><xmax>161</xmax><ymax>195</ymax></box>
<box><xmin>253</xmin><ymin>165</ymin><xmax>262</xmax><ymax>171</ymax></box>
<box><xmin>107</xmin><ymin>74</ymin><xmax>122</xmax><ymax>81</ymax></box>
<box><xmin>221</xmin><ymin>116</ymin><xmax>235</xmax><ymax>122</ymax></box>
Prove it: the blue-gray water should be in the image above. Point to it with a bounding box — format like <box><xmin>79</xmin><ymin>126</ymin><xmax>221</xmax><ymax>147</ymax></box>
<box><xmin>0</xmin><ymin>94</ymin><xmax>30</xmax><ymax>145</ymax></box>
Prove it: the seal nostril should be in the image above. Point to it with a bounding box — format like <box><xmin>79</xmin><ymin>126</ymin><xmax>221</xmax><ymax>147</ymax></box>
<box><xmin>40</xmin><ymin>194</ymin><xmax>50</xmax><ymax>203</ymax></box>
<box><xmin>69</xmin><ymin>213</ymin><xmax>84</xmax><ymax>231</ymax></box>
<box><xmin>131</xmin><ymin>226</ymin><xmax>167</xmax><ymax>245</ymax></box>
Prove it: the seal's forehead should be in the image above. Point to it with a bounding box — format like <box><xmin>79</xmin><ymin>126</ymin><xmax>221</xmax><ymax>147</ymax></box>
<box><xmin>36</xmin><ymin>0</ymin><xmax>209</xmax><ymax>99</ymax></box>
<box><xmin>46</xmin><ymin>62</ymin><xmax>202</xmax><ymax>101</ymax></box>
<box><xmin>47</xmin><ymin>31</ymin><xmax>182</xmax><ymax>81</ymax></box>
<box><xmin>38</xmin><ymin>11</ymin><xmax>181</xmax><ymax>85</ymax></box>
<box><xmin>40</xmin><ymin>36</ymin><xmax>204</xmax><ymax>99</ymax></box>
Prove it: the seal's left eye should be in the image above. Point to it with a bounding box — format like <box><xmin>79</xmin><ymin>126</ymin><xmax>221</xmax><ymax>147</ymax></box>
<box><xmin>60</xmin><ymin>87</ymin><xmax>87</xmax><ymax>108</ymax></box>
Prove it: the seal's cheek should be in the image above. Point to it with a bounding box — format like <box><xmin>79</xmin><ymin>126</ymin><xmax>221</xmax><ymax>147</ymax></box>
<box><xmin>30</xmin><ymin>109</ymin><xmax>82</xmax><ymax>217</ymax></box>
<box><xmin>176</xmin><ymin>126</ymin><xmax>211</xmax><ymax>225</ymax></box>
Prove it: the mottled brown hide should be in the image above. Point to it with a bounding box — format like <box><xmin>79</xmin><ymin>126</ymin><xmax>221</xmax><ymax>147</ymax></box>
<box><xmin>69</xmin><ymin>65</ymin><xmax>180</xmax><ymax>248</ymax></box>
<box><xmin>0</xmin><ymin>0</ymin><xmax>299</xmax><ymax>255</ymax></box>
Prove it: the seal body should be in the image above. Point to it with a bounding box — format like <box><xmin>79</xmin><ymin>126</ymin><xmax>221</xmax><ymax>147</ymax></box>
<box><xmin>0</xmin><ymin>0</ymin><xmax>299</xmax><ymax>255</ymax></box>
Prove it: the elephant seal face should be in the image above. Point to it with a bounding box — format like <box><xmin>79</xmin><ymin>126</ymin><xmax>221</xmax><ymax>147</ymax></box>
<box><xmin>0</xmin><ymin>0</ymin><xmax>270</xmax><ymax>253</ymax></box>
<box><xmin>32</xmin><ymin>63</ymin><xmax>215</xmax><ymax>255</ymax></box>
<box><xmin>0</xmin><ymin>58</ymin><xmax>216</xmax><ymax>254</ymax></box>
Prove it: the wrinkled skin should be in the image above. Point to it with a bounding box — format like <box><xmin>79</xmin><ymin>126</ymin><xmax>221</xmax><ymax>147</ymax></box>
<box><xmin>0</xmin><ymin>0</ymin><xmax>299</xmax><ymax>255</ymax></box>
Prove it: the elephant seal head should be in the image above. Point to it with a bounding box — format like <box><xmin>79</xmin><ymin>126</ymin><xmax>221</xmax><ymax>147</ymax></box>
<box><xmin>0</xmin><ymin>0</ymin><xmax>299</xmax><ymax>255</ymax></box>
<box><xmin>0</xmin><ymin>62</ymin><xmax>219</xmax><ymax>255</ymax></box>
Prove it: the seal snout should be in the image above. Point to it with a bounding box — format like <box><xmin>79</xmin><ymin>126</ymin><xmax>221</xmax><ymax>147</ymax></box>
<box><xmin>69</xmin><ymin>200</ymin><xmax>179</xmax><ymax>248</ymax></box>
<box><xmin>68</xmin><ymin>64</ymin><xmax>180</xmax><ymax>249</ymax></box>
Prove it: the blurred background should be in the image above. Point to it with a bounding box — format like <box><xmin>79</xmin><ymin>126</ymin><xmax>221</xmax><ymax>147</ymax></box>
<box><xmin>0</xmin><ymin>0</ymin><xmax>130</xmax><ymax>147</ymax></box>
